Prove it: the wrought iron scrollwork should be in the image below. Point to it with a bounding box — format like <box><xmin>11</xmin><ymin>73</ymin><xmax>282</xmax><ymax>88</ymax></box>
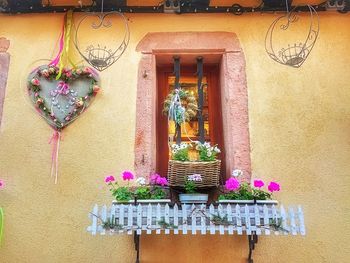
<box><xmin>74</xmin><ymin>11</ymin><xmax>130</xmax><ymax>71</ymax></box>
<box><xmin>265</xmin><ymin>5</ymin><xmax>319</xmax><ymax>68</ymax></box>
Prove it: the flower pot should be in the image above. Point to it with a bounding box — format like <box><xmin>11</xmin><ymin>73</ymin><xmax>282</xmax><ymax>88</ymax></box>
<box><xmin>179</xmin><ymin>193</ymin><xmax>208</xmax><ymax>204</ymax></box>
<box><xmin>218</xmin><ymin>200</ymin><xmax>278</xmax><ymax>205</ymax></box>
<box><xmin>168</xmin><ymin>160</ymin><xmax>221</xmax><ymax>187</ymax></box>
<box><xmin>255</xmin><ymin>200</ymin><xmax>278</xmax><ymax>205</ymax></box>
<box><xmin>112</xmin><ymin>199</ymin><xmax>171</xmax><ymax>205</ymax></box>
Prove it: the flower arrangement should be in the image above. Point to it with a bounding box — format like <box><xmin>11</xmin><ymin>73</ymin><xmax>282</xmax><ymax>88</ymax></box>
<box><xmin>163</xmin><ymin>89</ymin><xmax>198</xmax><ymax>124</ymax></box>
<box><xmin>184</xmin><ymin>174</ymin><xmax>202</xmax><ymax>193</ymax></box>
<box><xmin>105</xmin><ymin>171</ymin><xmax>169</xmax><ymax>202</ymax></box>
<box><xmin>171</xmin><ymin>142</ymin><xmax>191</xmax><ymax>161</ymax></box>
<box><xmin>170</xmin><ymin>142</ymin><xmax>221</xmax><ymax>162</ymax></box>
<box><xmin>219</xmin><ymin>170</ymin><xmax>281</xmax><ymax>201</ymax></box>
<box><xmin>195</xmin><ymin>141</ymin><xmax>221</xmax><ymax>161</ymax></box>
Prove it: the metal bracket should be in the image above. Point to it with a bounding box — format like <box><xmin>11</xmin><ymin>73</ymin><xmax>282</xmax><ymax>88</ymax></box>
<box><xmin>134</xmin><ymin>231</ymin><xmax>140</xmax><ymax>263</ymax></box>
<box><xmin>247</xmin><ymin>232</ymin><xmax>258</xmax><ymax>263</ymax></box>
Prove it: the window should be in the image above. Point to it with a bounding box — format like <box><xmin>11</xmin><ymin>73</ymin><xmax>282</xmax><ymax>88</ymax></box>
<box><xmin>135</xmin><ymin>32</ymin><xmax>251</xmax><ymax>181</ymax></box>
<box><xmin>156</xmin><ymin>64</ymin><xmax>226</xmax><ymax>182</ymax></box>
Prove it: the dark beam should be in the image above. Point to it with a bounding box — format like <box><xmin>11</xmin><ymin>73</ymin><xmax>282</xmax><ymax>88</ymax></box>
<box><xmin>1</xmin><ymin>3</ymin><xmax>349</xmax><ymax>14</ymax></box>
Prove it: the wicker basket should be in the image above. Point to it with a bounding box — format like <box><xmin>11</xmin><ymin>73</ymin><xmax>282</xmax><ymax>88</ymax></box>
<box><xmin>168</xmin><ymin>160</ymin><xmax>221</xmax><ymax>188</ymax></box>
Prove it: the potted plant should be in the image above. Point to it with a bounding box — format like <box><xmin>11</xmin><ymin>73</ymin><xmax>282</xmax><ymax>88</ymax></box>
<box><xmin>218</xmin><ymin>169</ymin><xmax>280</xmax><ymax>205</ymax></box>
<box><xmin>168</xmin><ymin>141</ymin><xmax>221</xmax><ymax>188</ymax></box>
<box><xmin>179</xmin><ymin>174</ymin><xmax>208</xmax><ymax>204</ymax></box>
<box><xmin>105</xmin><ymin>171</ymin><xmax>171</xmax><ymax>204</ymax></box>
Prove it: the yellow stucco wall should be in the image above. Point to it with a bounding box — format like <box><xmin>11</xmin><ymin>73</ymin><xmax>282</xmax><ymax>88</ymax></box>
<box><xmin>0</xmin><ymin>11</ymin><xmax>349</xmax><ymax>263</ymax></box>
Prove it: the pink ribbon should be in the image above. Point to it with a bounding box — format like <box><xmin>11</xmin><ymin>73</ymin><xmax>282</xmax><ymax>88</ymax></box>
<box><xmin>49</xmin><ymin>20</ymin><xmax>65</xmax><ymax>67</ymax></box>
<box><xmin>57</xmin><ymin>81</ymin><xmax>70</xmax><ymax>95</ymax></box>
<box><xmin>49</xmin><ymin>130</ymin><xmax>61</xmax><ymax>184</ymax></box>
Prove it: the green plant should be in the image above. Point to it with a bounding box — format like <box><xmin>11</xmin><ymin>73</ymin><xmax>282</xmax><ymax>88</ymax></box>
<box><xmin>184</xmin><ymin>174</ymin><xmax>202</xmax><ymax>193</ymax></box>
<box><xmin>211</xmin><ymin>214</ymin><xmax>230</xmax><ymax>226</ymax></box>
<box><xmin>252</xmin><ymin>188</ymin><xmax>272</xmax><ymax>200</ymax></box>
<box><xmin>158</xmin><ymin>218</ymin><xmax>178</xmax><ymax>229</ymax></box>
<box><xmin>112</xmin><ymin>186</ymin><xmax>133</xmax><ymax>202</ymax></box>
<box><xmin>196</xmin><ymin>142</ymin><xmax>220</xmax><ymax>161</ymax></box>
<box><xmin>219</xmin><ymin>183</ymin><xmax>254</xmax><ymax>200</ymax></box>
<box><xmin>171</xmin><ymin>143</ymin><xmax>190</xmax><ymax>161</ymax></box>
<box><xmin>184</xmin><ymin>180</ymin><xmax>196</xmax><ymax>193</ymax></box>
<box><xmin>150</xmin><ymin>186</ymin><xmax>167</xmax><ymax>199</ymax></box>
<box><xmin>134</xmin><ymin>186</ymin><xmax>151</xmax><ymax>200</ymax></box>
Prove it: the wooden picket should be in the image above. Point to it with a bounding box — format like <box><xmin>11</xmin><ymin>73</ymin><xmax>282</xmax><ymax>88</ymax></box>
<box><xmin>87</xmin><ymin>203</ymin><xmax>305</xmax><ymax>236</ymax></box>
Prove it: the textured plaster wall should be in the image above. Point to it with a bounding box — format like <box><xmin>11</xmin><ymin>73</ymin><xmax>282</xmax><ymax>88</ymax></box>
<box><xmin>0</xmin><ymin>12</ymin><xmax>349</xmax><ymax>263</ymax></box>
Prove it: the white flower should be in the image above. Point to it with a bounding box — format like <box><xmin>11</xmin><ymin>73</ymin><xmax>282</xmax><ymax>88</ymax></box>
<box><xmin>188</xmin><ymin>174</ymin><xmax>202</xmax><ymax>182</ymax></box>
<box><xmin>214</xmin><ymin>146</ymin><xmax>221</xmax><ymax>153</ymax></box>
<box><xmin>232</xmin><ymin>169</ymin><xmax>243</xmax><ymax>177</ymax></box>
<box><xmin>172</xmin><ymin>149</ymin><xmax>177</xmax><ymax>154</ymax></box>
<box><xmin>136</xmin><ymin>177</ymin><xmax>147</xmax><ymax>186</ymax></box>
<box><xmin>207</xmin><ymin>150</ymin><xmax>212</xmax><ymax>157</ymax></box>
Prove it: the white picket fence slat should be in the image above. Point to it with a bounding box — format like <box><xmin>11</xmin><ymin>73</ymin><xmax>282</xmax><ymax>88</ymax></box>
<box><xmin>88</xmin><ymin>203</ymin><xmax>305</xmax><ymax>236</ymax></box>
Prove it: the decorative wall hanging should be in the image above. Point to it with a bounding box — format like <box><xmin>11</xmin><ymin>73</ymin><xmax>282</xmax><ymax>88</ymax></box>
<box><xmin>265</xmin><ymin>4</ymin><xmax>319</xmax><ymax>68</ymax></box>
<box><xmin>73</xmin><ymin>1</ymin><xmax>130</xmax><ymax>71</ymax></box>
<box><xmin>163</xmin><ymin>89</ymin><xmax>198</xmax><ymax>125</ymax></box>
<box><xmin>26</xmin><ymin>11</ymin><xmax>101</xmax><ymax>183</ymax></box>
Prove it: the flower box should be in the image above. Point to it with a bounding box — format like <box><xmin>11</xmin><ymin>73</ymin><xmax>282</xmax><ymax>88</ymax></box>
<box><xmin>179</xmin><ymin>193</ymin><xmax>208</xmax><ymax>204</ymax></box>
<box><xmin>217</xmin><ymin>200</ymin><xmax>278</xmax><ymax>205</ymax></box>
<box><xmin>168</xmin><ymin>160</ymin><xmax>220</xmax><ymax>188</ymax></box>
<box><xmin>112</xmin><ymin>199</ymin><xmax>171</xmax><ymax>205</ymax></box>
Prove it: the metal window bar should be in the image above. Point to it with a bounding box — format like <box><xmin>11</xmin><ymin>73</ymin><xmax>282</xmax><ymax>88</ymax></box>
<box><xmin>173</xmin><ymin>56</ymin><xmax>182</xmax><ymax>145</ymax></box>
<box><xmin>172</xmin><ymin>56</ymin><xmax>205</xmax><ymax>145</ymax></box>
<box><xmin>196</xmin><ymin>57</ymin><xmax>205</xmax><ymax>144</ymax></box>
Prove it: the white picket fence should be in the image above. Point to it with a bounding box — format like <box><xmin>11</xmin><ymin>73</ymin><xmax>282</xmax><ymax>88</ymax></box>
<box><xmin>87</xmin><ymin>203</ymin><xmax>305</xmax><ymax>236</ymax></box>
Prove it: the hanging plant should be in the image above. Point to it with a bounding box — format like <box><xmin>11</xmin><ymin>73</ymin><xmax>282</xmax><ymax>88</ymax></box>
<box><xmin>163</xmin><ymin>89</ymin><xmax>198</xmax><ymax>124</ymax></box>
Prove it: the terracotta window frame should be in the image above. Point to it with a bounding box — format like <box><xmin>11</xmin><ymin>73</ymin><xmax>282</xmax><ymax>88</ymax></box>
<box><xmin>134</xmin><ymin>32</ymin><xmax>251</xmax><ymax>181</ymax></box>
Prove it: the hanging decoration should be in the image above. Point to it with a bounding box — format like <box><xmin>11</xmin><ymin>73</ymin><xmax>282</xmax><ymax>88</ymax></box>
<box><xmin>26</xmin><ymin>11</ymin><xmax>101</xmax><ymax>183</ymax></box>
<box><xmin>163</xmin><ymin>89</ymin><xmax>198</xmax><ymax>125</ymax></box>
<box><xmin>73</xmin><ymin>0</ymin><xmax>130</xmax><ymax>71</ymax></box>
<box><xmin>265</xmin><ymin>4</ymin><xmax>320</xmax><ymax>68</ymax></box>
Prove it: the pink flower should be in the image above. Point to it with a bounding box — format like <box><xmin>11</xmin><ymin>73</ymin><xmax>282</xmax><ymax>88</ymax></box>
<box><xmin>150</xmin><ymin>173</ymin><xmax>160</xmax><ymax>184</ymax></box>
<box><xmin>93</xmin><ymin>85</ymin><xmax>100</xmax><ymax>93</ymax></box>
<box><xmin>122</xmin><ymin>170</ymin><xmax>134</xmax><ymax>181</ymax></box>
<box><xmin>253</xmin><ymin>179</ymin><xmax>264</xmax><ymax>188</ymax></box>
<box><xmin>83</xmin><ymin>67</ymin><xmax>92</xmax><ymax>74</ymax></box>
<box><xmin>65</xmin><ymin>71</ymin><xmax>72</xmax><ymax>78</ymax></box>
<box><xmin>36</xmin><ymin>98</ymin><xmax>44</xmax><ymax>105</ymax></box>
<box><xmin>268</xmin><ymin>181</ymin><xmax>280</xmax><ymax>192</ymax></box>
<box><xmin>31</xmin><ymin>78</ymin><xmax>40</xmax><ymax>86</ymax></box>
<box><xmin>104</xmin><ymin>175</ymin><xmax>115</xmax><ymax>184</ymax></box>
<box><xmin>156</xmin><ymin>176</ymin><xmax>168</xmax><ymax>186</ymax></box>
<box><xmin>0</xmin><ymin>179</ymin><xmax>4</xmax><ymax>189</ymax></box>
<box><xmin>225</xmin><ymin>177</ymin><xmax>240</xmax><ymax>191</ymax></box>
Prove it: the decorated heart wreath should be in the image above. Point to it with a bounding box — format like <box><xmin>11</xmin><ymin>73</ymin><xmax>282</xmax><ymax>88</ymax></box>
<box><xmin>163</xmin><ymin>89</ymin><xmax>198</xmax><ymax>124</ymax></box>
<box><xmin>25</xmin><ymin>11</ymin><xmax>102</xmax><ymax>183</ymax></box>
<box><xmin>28</xmin><ymin>66</ymin><xmax>100</xmax><ymax>130</ymax></box>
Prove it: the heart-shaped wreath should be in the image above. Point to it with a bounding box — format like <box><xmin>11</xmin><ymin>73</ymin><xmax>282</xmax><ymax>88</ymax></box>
<box><xmin>27</xmin><ymin>65</ymin><xmax>100</xmax><ymax>130</ymax></box>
